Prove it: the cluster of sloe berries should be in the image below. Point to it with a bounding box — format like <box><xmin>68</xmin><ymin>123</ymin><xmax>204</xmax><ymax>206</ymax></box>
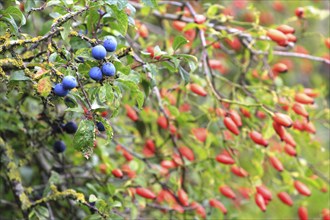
<box><xmin>53</xmin><ymin>121</ymin><xmax>78</xmax><ymax>153</ymax></box>
<box><xmin>54</xmin><ymin>76</ymin><xmax>78</xmax><ymax>97</ymax></box>
<box><xmin>53</xmin><ymin>37</ymin><xmax>117</xmax><ymax>151</ymax></box>
<box><xmin>89</xmin><ymin>36</ymin><xmax>117</xmax><ymax>81</ymax></box>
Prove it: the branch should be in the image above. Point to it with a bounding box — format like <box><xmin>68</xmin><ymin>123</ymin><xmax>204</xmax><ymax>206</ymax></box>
<box><xmin>0</xmin><ymin>137</ymin><xmax>30</xmax><ymax>219</ymax></box>
<box><xmin>70</xmin><ymin>31</ymin><xmax>97</xmax><ymax>45</ymax></box>
<box><xmin>0</xmin><ymin>27</ymin><xmax>63</xmax><ymax>53</ymax></box>
<box><xmin>30</xmin><ymin>185</ymin><xmax>108</xmax><ymax>219</ymax></box>
<box><xmin>27</xmin><ymin>2</ymin><xmax>47</xmax><ymax>17</ymax></box>
<box><xmin>50</xmin><ymin>6</ymin><xmax>89</xmax><ymax>30</ymax></box>
<box><xmin>271</xmin><ymin>51</ymin><xmax>330</xmax><ymax>64</ymax></box>
<box><xmin>244</xmin><ymin>40</ymin><xmax>330</xmax><ymax>65</ymax></box>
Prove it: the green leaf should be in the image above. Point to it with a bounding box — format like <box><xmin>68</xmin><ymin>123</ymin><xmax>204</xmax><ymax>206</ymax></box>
<box><xmin>75</xmin><ymin>48</ymin><xmax>91</xmax><ymax>60</ymax></box>
<box><xmin>116</xmin><ymin>78</ymin><xmax>144</xmax><ymax>108</ymax></box>
<box><xmin>65</xmin><ymin>106</ymin><xmax>84</xmax><ymax>113</ymax></box>
<box><xmin>177</xmin><ymin>54</ymin><xmax>198</xmax><ymax>73</ymax></box>
<box><xmin>305</xmin><ymin>6</ymin><xmax>330</xmax><ymax>20</ymax></box>
<box><xmin>135</xmin><ymin>90</ymin><xmax>144</xmax><ymax>109</ymax></box>
<box><xmin>9</xmin><ymin>71</ymin><xmax>30</xmax><ymax>81</ymax></box>
<box><xmin>178</xmin><ymin>66</ymin><xmax>190</xmax><ymax>85</ymax></box>
<box><xmin>173</xmin><ymin>35</ymin><xmax>188</xmax><ymax>51</ymax></box>
<box><xmin>61</xmin><ymin>0</ymin><xmax>74</xmax><ymax>6</ymax></box>
<box><xmin>183</xmin><ymin>23</ymin><xmax>199</xmax><ymax>31</ymax></box>
<box><xmin>107</xmin><ymin>0</ymin><xmax>128</xmax><ymax>10</ymax></box>
<box><xmin>167</xmin><ymin>105</ymin><xmax>180</xmax><ymax>117</ymax></box>
<box><xmin>91</xmin><ymin>100</ymin><xmax>105</xmax><ymax>110</ymax></box>
<box><xmin>268</xmin><ymin>46</ymin><xmax>273</xmax><ymax>63</ymax></box>
<box><xmin>162</xmin><ymin>61</ymin><xmax>177</xmax><ymax>73</ymax></box>
<box><xmin>25</xmin><ymin>0</ymin><xmax>37</xmax><ymax>12</ymax></box>
<box><xmin>87</xmin><ymin>8</ymin><xmax>99</xmax><ymax>35</ymax></box>
<box><xmin>73</xmin><ymin>120</ymin><xmax>95</xmax><ymax>157</ymax></box>
<box><xmin>141</xmin><ymin>0</ymin><xmax>157</xmax><ymax>8</ymax></box>
<box><xmin>171</xmin><ymin>57</ymin><xmax>181</xmax><ymax>68</ymax></box>
<box><xmin>4</xmin><ymin>6</ymin><xmax>26</xmax><ymax>26</ymax></box>
<box><xmin>86</xmin><ymin>183</ymin><xmax>99</xmax><ymax>195</ymax></box>
<box><xmin>98</xmin><ymin>86</ymin><xmax>107</xmax><ymax>103</ymax></box>
<box><xmin>207</xmin><ymin>5</ymin><xmax>223</xmax><ymax>17</ymax></box>
<box><xmin>60</xmin><ymin>20</ymin><xmax>72</xmax><ymax>43</ymax></box>
<box><xmin>2</xmin><ymin>15</ymin><xmax>19</xmax><ymax>33</ymax></box>
<box><xmin>105</xmin><ymin>84</ymin><xmax>114</xmax><ymax>103</ymax></box>
<box><xmin>145</xmin><ymin>63</ymin><xmax>157</xmax><ymax>87</ymax></box>
<box><xmin>109</xmin><ymin>5</ymin><xmax>128</xmax><ymax>35</ymax></box>
<box><xmin>177</xmin><ymin>54</ymin><xmax>198</xmax><ymax>63</ymax></box>
<box><xmin>111</xmin><ymin>201</ymin><xmax>122</xmax><ymax>208</ymax></box>
<box><xmin>34</xmin><ymin>206</ymin><xmax>49</xmax><ymax>220</ymax></box>
<box><xmin>113</xmin><ymin>60</ymin><xmax>131</xmax><ymax>75</ymax></box>
<box><xmin>49</xmin><ymin>52</ymin><xmax>58</xmax><ymax>63</ymax></box>
<box><xmin>89</xmin><ymin>194</ymin><xmax>98</xmax><ymax>203</ymax></box>
<box><xmin>263</xmin><ymin>119</ymin><xmax>275</xmax><ymax>139</ymax></box>
<box><xmin>47</xmin><ymin>0</ymin><xmax>61</xmax><ymax>7</ymax></box>
<box><xmin>64</xmin><ymin>96</ymin><xmax>78</xmax><ymax>108</ymax></box>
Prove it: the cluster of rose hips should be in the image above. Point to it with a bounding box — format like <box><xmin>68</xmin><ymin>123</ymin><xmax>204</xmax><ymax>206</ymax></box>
<box><xmin>267</xmin><ymin>24</ymin><xmax>296</xmax><ymax>47</ymax></box>
<box><xmin>89</xmin><ymin>36</ymin><xmax>117</xmax><ymax>81</ymax></box>
<box><xmin>54</xmin><ymin>75</ymin><xmax>78</xmax><ymax>97</ymax></box>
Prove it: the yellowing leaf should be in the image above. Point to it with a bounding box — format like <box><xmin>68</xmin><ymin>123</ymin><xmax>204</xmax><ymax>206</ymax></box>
<box><xmin>33</xmin><ymin>68</ymin><xmax>49</xmax><ymax>79</ymax></box>
<box><xmin>37</xmin><ymin>77</ymin><xmax>52</xmax><ymax>97</ymax></box>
